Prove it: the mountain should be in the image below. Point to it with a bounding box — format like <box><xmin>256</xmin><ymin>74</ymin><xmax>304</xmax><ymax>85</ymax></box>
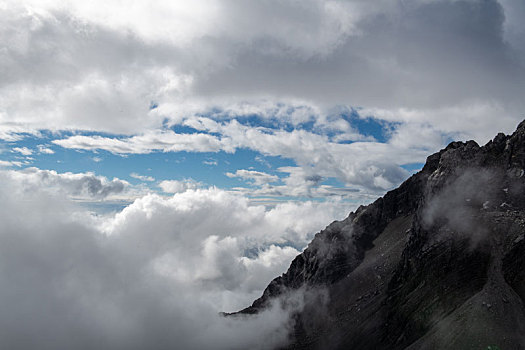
<box><xmin>232</xmin><ymin>121</ymin><xmax>525</xmax><ymax>349</ymax></box>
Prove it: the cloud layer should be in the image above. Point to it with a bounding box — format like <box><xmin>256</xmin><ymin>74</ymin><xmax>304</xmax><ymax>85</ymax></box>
<box><xmin>3</xmin><ymin>167</ymin><xmax>128</xmax><ymax>199</ymax></box>
<box><xmin>0</xmin><ymin>168</ymin><xmax>352</xmax><ymax>349</ymax></box>
<box><xmin>1</xmin><ymin>0</ymin><xmax>523</xmax><ymax>138</ymax></box>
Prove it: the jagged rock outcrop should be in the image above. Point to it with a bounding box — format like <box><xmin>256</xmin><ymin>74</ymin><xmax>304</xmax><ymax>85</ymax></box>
<box><xmin>233</xmin><ymin>121</ymin><xmax>525</xmax><ymax>349</ymax></box>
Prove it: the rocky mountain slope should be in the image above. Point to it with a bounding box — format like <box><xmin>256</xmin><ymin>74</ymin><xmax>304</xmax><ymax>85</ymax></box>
<box><xmin>233</xmin><ymin>121</ymin><xmax>525</xmax><ymax>349</ymax></box>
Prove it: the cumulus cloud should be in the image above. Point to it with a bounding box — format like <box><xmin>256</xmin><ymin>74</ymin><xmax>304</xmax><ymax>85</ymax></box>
<box><xmin>102</xmin><ymin>187</ymin><xmax>351</xmax><ymax>249</ymax></box>
<box><xmin>158</xmin><ymin>179</ymin><xmax>201</xmax><ymax>193</ymax></box>
<box><xmin>0</xmin><ymin>168</ymin><xmax>352</xmax><ymax>349</ymax></box>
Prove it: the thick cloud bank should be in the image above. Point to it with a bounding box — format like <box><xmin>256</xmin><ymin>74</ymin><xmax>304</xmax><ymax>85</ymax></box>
<box><xmin>1</xmin><ymin>0</ymin><xmax>523</xmax><ymax>138</ymax></box>
<box><xmin>0</xmin><ymin>169</ymin><xmax>351</xmax><ymax>349</ymax></box>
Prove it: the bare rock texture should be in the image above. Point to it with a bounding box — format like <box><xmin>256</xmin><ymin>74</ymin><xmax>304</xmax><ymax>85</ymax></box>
<box><xmin>233</xmin><ymin>121</ymin><xmax>525</xmax><ymax>349</ymax></box>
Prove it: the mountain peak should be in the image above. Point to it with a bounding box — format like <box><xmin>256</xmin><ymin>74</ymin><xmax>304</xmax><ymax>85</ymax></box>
<box><xmin>516</xmin><ymin>119</ymin><xmax>525</xmax><ymax>133</ymax></box>
<box><xmin>231</xmin><ymin>120</ymin><xmax>525</xmax><ymax>349</ymax></box>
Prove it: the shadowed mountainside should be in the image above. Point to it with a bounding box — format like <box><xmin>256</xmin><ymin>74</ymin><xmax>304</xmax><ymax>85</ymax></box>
<box><xmin>231</xmin><ymin>121</ymin><xmax>525</xmax><ymax>349</ymax></box>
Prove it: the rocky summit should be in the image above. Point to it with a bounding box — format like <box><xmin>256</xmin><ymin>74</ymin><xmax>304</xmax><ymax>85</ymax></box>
<box><xmin>232</xmin><ymin>121</ymin><xmax>525</xmax><ymax>349</ymax></box>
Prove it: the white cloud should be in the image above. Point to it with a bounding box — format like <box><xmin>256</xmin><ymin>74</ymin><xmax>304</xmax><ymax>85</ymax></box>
<box><xmin>226</xmin><ymin>169</ymin><xmax>279</xmax><ymax>186</ymax></box>
<box><xmin>203</xmin><ymin>159</ymin><xmax>219</xmax><ymax>166</ymax></box>
<box><xmin>0</xmin><ymin>159</ymin><xmax>22</xmax><ymax>167</ymax></box>
<box><xmin>53</xmin><ymin>118</ymin><xmax>423</xmax><ymax>191</ymax></box>
<box><xmin>0</xmin><ymin>167</ymin><xmax>352</xmax><ymax>349</ymax></box>
<box><xmin>101</xmin><ymin>187</ymin><xmax>352</xmax><ymax>251</ymax></box>
<box><xmin>0</xmin><ymin>0</ymin><xmax>523</xmax><ymax>197</ymax></box>
<box><xmin>240</xmin><ymin>245</ymin><xmax>301</xmax><ymax>296</ymax></box>
<box><xmin>229</xmin><ymin>166</ymin><xmax>367</xmax><ymax>200</ymax></box>
<box><xmin>9</xmin><ymin>0</ymin><xmax>363</xmax><ymax>54</ymax></box>
<box><xmin>158</xmin><ymin>179</ymin><xmax>201</xmax><ymax>193</ymax></box>
<box><xmin>255</xmin><ymin>155</ymin><xmax>272</xmax><ymax>168</ymax></box>
<box><xmin>4</xmin><ymin>1</ymin><xmax>523</xmax><ymax>345</ymax></box>
<box><xmin>52</xmin><ymin>131</ymin><xmax>234</xmax><ymax>154</ymax></box>
<box><xmin>197</xmin><ymin>118</ymin><xmax>417</xmax><ymax>191</ymax></box>
<box><xmin>0</xmin><ymin>0</ymin><xmax>522</xmax><ymax>141</ymax></box>
<box><xmin>37</xmin><ymin>144</ymin><xmax>55</xmax><ymax>154</ymax></box>
<box><xmin>130</xmin><ymin>172</ymin><xmax>155</xmax><ymax>182</ymax></box>
<box><xmin>0</xmin><ymin>0</ymin><xmax>360</xmax><ymax>136</ymax></box>
<box><xmin>2</xmin><ymin>167</ymin><xmax>129</xmax><ymax>200</ymax></box>
<box><xmin>12</xmin><ymin>146</ymin><xmax>33</xmax><ymax>155</ymax></box>
<box><xmin>359</xmin><ymin>101</ymin><xmax>517</xmax><ymax>145</ymax></box>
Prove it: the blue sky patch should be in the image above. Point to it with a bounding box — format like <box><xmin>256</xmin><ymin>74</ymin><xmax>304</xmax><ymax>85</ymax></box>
<box><xmin>0</xmin><ymin>112</ymin><xmax>448</xmax><ymax>204</ymax></box>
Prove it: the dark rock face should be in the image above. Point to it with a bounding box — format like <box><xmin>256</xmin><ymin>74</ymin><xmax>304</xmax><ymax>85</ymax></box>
<box><xmin>234</xmin><ymin>122</ymin><xmax>525</xmax><ymax>349</ymax></box>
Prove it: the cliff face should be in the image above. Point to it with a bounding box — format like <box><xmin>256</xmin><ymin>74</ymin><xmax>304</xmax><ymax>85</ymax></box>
<box><xmin>235</xmin><ymin>121</ymin><xmax>525</xmax><ymax>349</ymax></box>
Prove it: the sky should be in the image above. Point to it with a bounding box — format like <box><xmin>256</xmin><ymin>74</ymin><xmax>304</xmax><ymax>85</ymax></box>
<box><xmin>0</xmin><ymin>0</ymin><xmax>524</xmax><ymax>349</ymax></box>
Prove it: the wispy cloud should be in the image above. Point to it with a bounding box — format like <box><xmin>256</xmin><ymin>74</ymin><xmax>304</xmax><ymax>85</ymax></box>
<box><xmin>226</xmin><ymin>169</ymin><xmax>279</xmax><ymax>186</ymax></box>
<box><xmin>37</xmin><ymin>144</ymin><xmax>55</xmax><ymax>154</ymax></box>
<box><xmin>52</xmin><ymin>131</ymin><xmax>233</xmax><ymax>154</ymax></box>
<box><xmin>130</xmin><ymin>172</ymin><xmax>155</xmax><ymax>182</ymax></box>
<box><xmin>0</xmin><ymin>160</ymin><xmax>22</xmax><ymax>167</ymax></box>
<box><xmin>12</xmin><ymin>147</ymin><xmax>33</xmax><ymax>156</ymax></box>
<box><xmin>203</xmin><ymin>159</ymin><xmax>219</xmax><ymax>166</ymax></box>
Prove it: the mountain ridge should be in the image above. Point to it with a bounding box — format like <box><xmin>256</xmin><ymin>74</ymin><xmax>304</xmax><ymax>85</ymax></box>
<box><xmin>232</xmin><ymin>121</ymin><xmax>525</xmax><ymax>349</ymax></box>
